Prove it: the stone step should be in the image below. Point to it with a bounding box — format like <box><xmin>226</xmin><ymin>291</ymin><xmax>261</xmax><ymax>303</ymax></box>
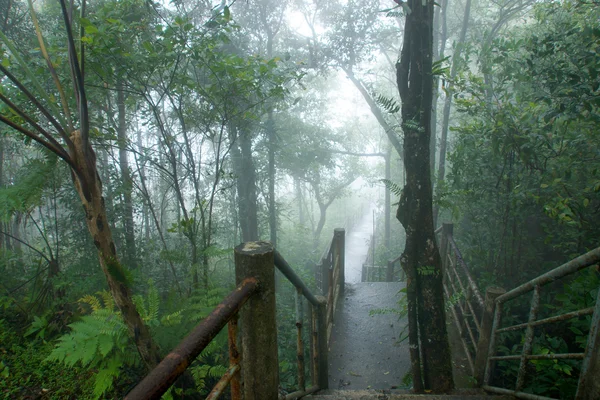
<box><xmin>303</xmin><ymin>389</ymin><xmax>514</xmax><ymax>400</ymax></box>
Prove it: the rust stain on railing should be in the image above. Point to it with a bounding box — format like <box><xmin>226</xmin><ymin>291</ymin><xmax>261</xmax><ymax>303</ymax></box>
<box><xmin>125</xmin><ymin>278</ymin><xmax>258</xmax><ymax>400</ymax></box>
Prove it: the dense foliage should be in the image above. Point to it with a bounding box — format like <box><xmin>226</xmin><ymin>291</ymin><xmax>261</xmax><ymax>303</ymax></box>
<box><xmin>1</xmin><ymin>0</ymin><xmax>598</xmax><ymax>398</ymax></box>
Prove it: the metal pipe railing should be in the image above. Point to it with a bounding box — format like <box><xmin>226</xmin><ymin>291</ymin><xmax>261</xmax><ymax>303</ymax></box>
<box><xmin>127</xmin><ymin>230</ymin><xmax>346</xmax><ymax>400</ymax></box>
<box><xmin>125</xmin><ymin>278</ymin><xmax>259</xmax><ymax>400</ymax></box>
<box><xmin>483</xmin><ymin>246</ymin><xmax>600</xmax><ymax>400</ymax></box>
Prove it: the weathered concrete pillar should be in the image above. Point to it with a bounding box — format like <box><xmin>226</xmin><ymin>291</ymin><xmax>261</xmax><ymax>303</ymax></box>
<box><xmin>334</xmin><ymin>228</ymin><xmax>345</xmax><ymax>294</ymax></box>
<box><xmin>234</xmin><ymin>241</ymin><xmax>279</xmax><ymax>400</ymax></box>
<box><xmin>474</xmin><ymin>286</ymin><xmax>505</xmax><ymax>386</ymax></box>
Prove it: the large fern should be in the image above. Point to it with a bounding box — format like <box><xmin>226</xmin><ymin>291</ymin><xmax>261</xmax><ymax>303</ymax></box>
<box><xmin>46</xmin><ymin>294</ymin><xmax>133</xmax><ymax>399</ymax></box>
<box><xmin>46</xmin><ymin>280</ymin><xmax>177</xmax><ymax>399</ymax></box>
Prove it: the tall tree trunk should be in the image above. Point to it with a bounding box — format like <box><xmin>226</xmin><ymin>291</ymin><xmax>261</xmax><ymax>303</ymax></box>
<box><xmin>430</xmin><ymin>0</ymin><xmax>448</xmax><ymax>179</ymax></box>
<box><xmin>295</xmin><ymin>177</ymin><xmax>305</xmax><ymax>226</ymax></box>
<box><xmin>434</xmin><ymin>0</ymin><xmax>471</xmax><ymax>225</ymax></box>
<box><xmin>384</xmin><ymin>144</ymin><xmax>391</xmax><ymax>251</ymax></box>
<box><xmin>396</xmin><ymin>0</ymin><xmax>453</xmax><ymax>392</ymax></box>
<box><xmin>117</xmin><ymin>81</ymin><xmax>137</xmax><ymax>269</ymax></box>
<box><xmin>267</xmin><ymin>114</ymin><xmax>277</xmax><ymax>247</ymax></box>
<box><xmin>69</xmin><ymin>130</ymin><xmax>161</xmax><ymax>370</ymax></box>
<box><xmin>231</xmin><ymin>125</ymin><xmax>259</xmax><ymax>241</ymax></box>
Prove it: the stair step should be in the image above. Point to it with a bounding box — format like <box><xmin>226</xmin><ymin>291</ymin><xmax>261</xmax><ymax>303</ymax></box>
<box><xmin>303</xmin><ymin>389</ymin><xmax>514</xmax><ymax>399</ymax></box>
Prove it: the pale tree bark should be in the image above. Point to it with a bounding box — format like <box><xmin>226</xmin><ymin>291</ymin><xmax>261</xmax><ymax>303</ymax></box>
<box><xmin>395</xmin><ymin>0</ymin><xmax>453</xmax><ymax>392</ymax></box>
<box><xmin>430</xmin><ymin>0</ymin><xmax>448</xmax><ymax>177</ymax></box>
<box><xmin>434</xmin><ymin>0</ymin><xmax>471</xmax><ymax>225</ymax></box>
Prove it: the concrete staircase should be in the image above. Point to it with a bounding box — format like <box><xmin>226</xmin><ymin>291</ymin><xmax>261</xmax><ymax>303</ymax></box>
<box><xmin>303</xmin><ymin>389</ymin><xmax>514</xmax><ymax>399</ymax></box>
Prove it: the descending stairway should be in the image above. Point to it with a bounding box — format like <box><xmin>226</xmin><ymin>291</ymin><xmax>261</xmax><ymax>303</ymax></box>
<box><xmin>328</xmin><ymin>282</ymin><xmax>409</xmax><ymax>390</ymax></box>
<box><xmin>304</xmin><ymin>389</ymin><xmax>514</xmax><ymax>399</ymax></box>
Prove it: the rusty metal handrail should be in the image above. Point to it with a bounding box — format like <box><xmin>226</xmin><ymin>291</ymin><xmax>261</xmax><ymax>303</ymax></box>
<box><xmin>483</xmin><ymin>246</ymin><xmax>600</xmax><ymax>400</ymax></box>
<box><xmin>435</xmin><ymin>223</ymin><xmax>486</xmax><ymax>376</ymax></box>
<box><xmin>125</xmin><ymin>278</ymin><xmax>259</xmax><ymax>400</ymax></box>
<box><xmin>275</xmin><ymin>250</ymin><xmax>319</xmax><ymax>306</ymax></box>
<box><xmin>448</xmin><ymin>235</ymin><xmax>484</xmax><ymax>308</ymax></box>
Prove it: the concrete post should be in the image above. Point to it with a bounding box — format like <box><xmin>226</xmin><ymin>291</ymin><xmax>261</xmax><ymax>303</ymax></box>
<box><xmin>474</xmin><ymin>286</ymin><xmax>505</xmax><ymax>386</ymax></box>
<box><xmin>234</xmin><ymin>241</ymin><xmax>279</xmax><ymax>400</ymax></box>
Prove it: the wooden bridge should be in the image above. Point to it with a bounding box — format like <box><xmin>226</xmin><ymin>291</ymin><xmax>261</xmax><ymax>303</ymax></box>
<box><xmin>124</xmin><ymin>222</ymin><xmax>600</xmax><ymax>400</ymax></box>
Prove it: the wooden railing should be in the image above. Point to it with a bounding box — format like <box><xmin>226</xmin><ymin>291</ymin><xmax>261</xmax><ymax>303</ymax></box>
<box><xmin>127</xmin><ymin>229</ymin><xmax>346</xmax><ymax>400</ymax></box>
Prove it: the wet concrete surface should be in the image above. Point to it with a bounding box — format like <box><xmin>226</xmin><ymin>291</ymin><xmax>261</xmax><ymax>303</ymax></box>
<box><xmin>345</xmin><ymin>204</ymin><xmax>377</xmax><ymax>284</ymax></box>
<box><xmin>327</xmin><ymin>282</ymin><xmax>410</xmax><ymax>391</ymax></box>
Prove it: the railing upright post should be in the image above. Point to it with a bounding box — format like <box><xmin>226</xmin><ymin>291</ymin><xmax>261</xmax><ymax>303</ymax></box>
<box><xmin>474</xmin><ymin>287</ymin><xmax>505</xmax><ymax>386</ymax></box>
<box><xmin>387</xmin><ymin>259</ymin><xmax>394</xmax><ymax>282</ymax></box>
<box><xmin>335</xmin><ymin>228</ymin><xmax>345</xmax><ymax>294</ymax></box>
<box><xmin>440</xmin><ymin>223</ymin><xmax>453</xmax><ymax>272</ymax></box>
<box><xmin>316</xmin><ymin>295</ymin><xmax>329</xmax><ymax>390</ymax></box>
<box><xmin>361</xmin><ymin>264</ymin><xmax>366</xmax><ymax>282</ymax></box>
<box><xmin>234</xmin><ymin>241</ymin><xmax>279</xmax><ymax>400</ymax></box>
<box><xmin>575</xmin><ymin>280</ymin><xmax>600</xmax><ymax>400</ymax></box>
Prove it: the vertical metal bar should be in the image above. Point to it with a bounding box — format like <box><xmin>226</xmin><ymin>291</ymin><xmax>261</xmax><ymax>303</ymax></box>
<box><xmin>484</xmin><ymin>301</ymin><xmax>504</xmax><ymax>386</ymax></box>
<box><xmin>515</xmin><ymin>285</ymin><xmax>541</xmax><ymax>391</ymax></box>
<box><xmin>311</xmin><ymin>304</ymin><xmax>318</xmax><ymax>386</ymax></box>
<box><xmin>228</xmin><ymin>314</ymin><xmax>241</xmax><ymax>400</ymax></box>
<box><xmin>575</xmin><ymin>276</ymin><xmax>600</xmax><ymax>400</ymax></box>
<box><xmin>295</xmin><ymin>288</ymin><xmax>306</xmax><ymax>391</ymax></box>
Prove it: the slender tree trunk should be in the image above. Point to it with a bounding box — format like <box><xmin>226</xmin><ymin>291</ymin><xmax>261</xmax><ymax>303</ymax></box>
<box><xmin>267</xmin><ymin>114</ymin><xmax>277</xmax><ymax>247</ymax></box>
<box><xmin>396</xmin><ymin>0</ymin><xmax>453</xmax><ymax>392</ymax></box>
<box><xmin>231</xmin><ymin>125</ymin><xmax>259</xmax><ymax>241</ymax></box>
<box><xmin>434</xmin><ymin>0</ymin><xmax>471</xmax><ymax>224</ymax></box>
<box><xmin>117</xmin><ymin>81</ymin><xmax>137</xmax><ymax>269</ymax></box>
<box><xmin>295</xmin><ymin>177</ymin><xmax>305</xmax><ymax>226</ymax></box>
<box><xmin>69</xmin><ymin>130</ymin><xmax>161</xmax><ymax>370</ymax></box>
<box><xmin>384</xmin><ymin>144</ymin><xmax>391</xmax><ymax>251</ymax></box>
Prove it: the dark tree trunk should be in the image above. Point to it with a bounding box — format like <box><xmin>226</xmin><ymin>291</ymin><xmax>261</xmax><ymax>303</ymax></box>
<box><xmin>117</xmin><ymin>81</ymin><xmax>137</xmax><ymax>269</ymax></box>
<box><xmin>396</xmin><ymin>0</ymin><xmax>454</xmax><ymax>392</ymax></box>
<box><xmin>266</xmin><ymin>113</ymin><xmax>277</xmax><ymax>247</ymax></box>
<box><xmin>231</xmin><ymin>125</ymin><xmax>259</xmax><ymax>242</ymax></box>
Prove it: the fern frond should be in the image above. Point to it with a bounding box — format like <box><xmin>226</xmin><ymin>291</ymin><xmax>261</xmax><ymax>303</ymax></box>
<box><xmin>161</xmin><ymin>310</ymin><xmax>183</xmax><ymax>327</ymax></box>
<box><xmin>372</xmin><ymin>92</ymin><xmax>400</xmax><ymax>114</ymax></box>
<box><xmin>381</xmin><ymin>179</ymin><xmax>403</xmax><ymax>198</ymax></box>
<box><xmin>98</xmin><ymin>290</ymin><xmax>115</xmax><ymax>311</ymax></box>
<box><xmin>147</xmin><ymin>279</ymin><xmax>159</xmax><ymax>323</ymax></box>
<box><xmin>133</xmin><ymin>294</ymin><xmax>148</xmax><ymax>320</ymax></box>
<box><xmin>78</xmin><ymin>294</ymin><xmax>102</xmax><ymax>313</ymax></box>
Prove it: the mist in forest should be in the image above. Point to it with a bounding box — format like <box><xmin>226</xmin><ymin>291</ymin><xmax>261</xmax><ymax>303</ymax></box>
<box><xmin>0</xmin><ymin>0</ymin><xmax>598</xmax><ymax>398</ymax></box>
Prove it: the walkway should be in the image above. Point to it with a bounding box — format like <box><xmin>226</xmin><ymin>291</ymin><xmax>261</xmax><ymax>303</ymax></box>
<box><xmin>327</xmin><ymin>282</ymin><xmax>410</xmax><ymax>390</ymax></box>
<box><xmin>345</xmin><ymin>203</ymin><xmax>376</xmax><ymax>283</ymax></box>
<box><xmin>327</xmin><ymin>204</ymin><xmax>410</xmax><ymax>390</ymax></box>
